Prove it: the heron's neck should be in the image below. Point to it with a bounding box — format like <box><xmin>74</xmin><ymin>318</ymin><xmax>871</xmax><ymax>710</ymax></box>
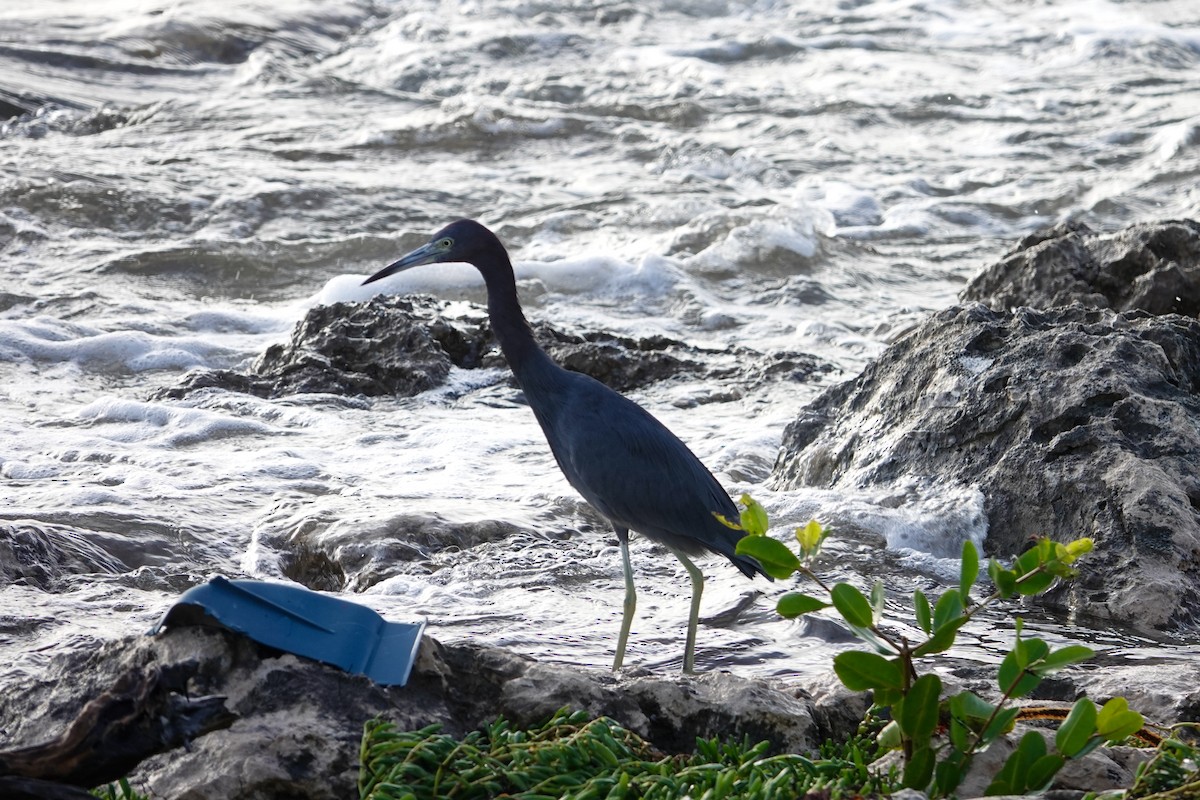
<box><xmin>481</xmin><ymin>261</ymin><xmax>560</xmax><ymax>388</ymax></box>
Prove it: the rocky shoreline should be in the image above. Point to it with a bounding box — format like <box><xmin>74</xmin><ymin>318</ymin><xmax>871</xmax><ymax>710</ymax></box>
<box><xmin>2</xmin><ymin>218</ymin><xmax>1198</xmax><ymax>798</ymax></box>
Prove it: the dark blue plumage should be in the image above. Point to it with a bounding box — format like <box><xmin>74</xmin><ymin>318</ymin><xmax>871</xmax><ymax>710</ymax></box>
<box><xmin>363</xmin><ymin>219</ymin><xmax>769</xmax><ymax>672</ymax></box>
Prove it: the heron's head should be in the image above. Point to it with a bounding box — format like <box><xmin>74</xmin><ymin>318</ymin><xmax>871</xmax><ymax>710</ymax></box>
<box><xmin>363</xmin><ymin>219</ymin><xmax>504</xmax><ymax>286</ymax></box>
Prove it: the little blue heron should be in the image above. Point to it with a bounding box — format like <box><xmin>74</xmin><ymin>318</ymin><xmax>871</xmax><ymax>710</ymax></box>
<box><xmin>362</xmin><ymin>219</ymin><xmax>770</xmax><ymax>673</ymax></box>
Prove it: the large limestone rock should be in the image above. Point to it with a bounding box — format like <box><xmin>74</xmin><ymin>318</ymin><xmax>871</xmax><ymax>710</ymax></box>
<box><xmin>961</xmin><ymin>218</ymin><xmax>1200</xmax><ymax>316</ymax></box>
<box><xmin>771</xmin><ymin>304</ymin><xmax>1200</xmax><ymax>629</ymax></box>
<box><xmin>0</xmin><ymin>627</ymin><xmax>854</xmax><ymax>800</ymax></box>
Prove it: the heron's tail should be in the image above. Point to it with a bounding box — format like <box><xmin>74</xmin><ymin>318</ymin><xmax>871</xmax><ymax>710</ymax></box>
<box><xmin>730</xmin><ymin>551</ymin><xmax>774</xmax><ymax>581</ymax></box>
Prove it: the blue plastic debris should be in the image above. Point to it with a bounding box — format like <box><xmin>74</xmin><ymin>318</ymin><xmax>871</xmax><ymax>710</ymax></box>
<box><xmin>151</xmin><ymin>575</ymin><xmax>425</xmax><ymax>687</ymax></box>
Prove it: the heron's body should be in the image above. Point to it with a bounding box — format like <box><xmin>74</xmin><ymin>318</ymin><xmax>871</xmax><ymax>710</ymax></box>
<box><xmin>364</xmin><ymin>219</ymin><xmax>768</xmax><ymax>672</ymax></box>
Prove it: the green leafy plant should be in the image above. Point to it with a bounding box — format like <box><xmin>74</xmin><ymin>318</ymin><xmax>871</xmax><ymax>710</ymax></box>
<box><xmin>1121</xmin><ymin>723</ymin><xmax>1200</xmax><ymax>798</ymax></box>
<box><xmin>91</xmin><ymin>778</ymin><xmax>149</xmax><ymax>800</ymax></box>
<box><xmin>358</xmin><ymin>707</ymin><xmax>892</xmax><ymax>800</ymax></box>
<box><xmin>729</xmin><ymin>494</ymin><xmax>1143</xmax><ymax>797</ymax></box>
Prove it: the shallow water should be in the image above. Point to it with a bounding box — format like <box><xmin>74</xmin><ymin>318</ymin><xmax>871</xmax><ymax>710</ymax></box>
<box><xmin>2</xmin><ymin>0</ymin><xmax>1199</xmax><ymax>688</ymax></box>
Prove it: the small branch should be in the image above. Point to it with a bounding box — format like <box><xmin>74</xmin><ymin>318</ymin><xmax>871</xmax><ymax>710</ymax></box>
<box><xmin>798</xmin><ymin>565</ymin><xmax>833</xmax><ymax>595</ymax></box>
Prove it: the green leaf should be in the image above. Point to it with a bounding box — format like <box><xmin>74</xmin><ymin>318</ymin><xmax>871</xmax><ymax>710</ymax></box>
<box><xmin>949</xmin><ymin>690</ymin><xmax>996</xmax><ymax>722</ymax></box>
<box><xmin>997</xmin><ymin>650</ymin><xmax>1042</xmax><ymax>698</ymax></box>
<box><xmin>987</xmin><ymin>730</ymin><xmax>1046</xmax><ymax>795</ymax></box>
<box><xmin>1096</xmin><ymin>697</ymin><xmax>1144</xmax><ymax>742</ymax></box>
<box><xmin>776</xmin><ymin>592</ymin><xmax>830</xmax><ymax>618</ymax></box>
<box><xmin>1027</xmin><ymin>753</ymin><xmax>1065</xmax><ymax>791</ymax></box>
<box><xmin>1013</xmin><ymin>636</ymin><xmax>1049</xmax><ymax>670</ymax></box>
<box><xmin>913</xmin><ymin>590</ymin><xmax>932</xmax><ymax>635</ymax></box>
<box><xmin>1036</xmin><ymin>644</ymin><xmax>1094</xmax><ymax>675</ymax></box>
<box><xmin>934</xmin><ymin>753</ymin><xmax>968</xmax><ymax>796</ymax></box>
<box><xmin>796</xmin><ymin>520</ymin><xmax>826</xmax><ymax>557</ymax></box>
<box><xmin>948</xmin><ymin>716</ymin><xmax>971</xmax><ymax>752</ymax></box>
<box><xmin>1015</xmin><ymin>546</ymin><xmax>1042</xmax><ymax>576</ymax></box>
<box><xmin>873</xmin><ymin>687</ymin><xmax>902</xmax><ymax>707</ymax></box>
<box><xmin>1011</xmin><ymin>541</ymin><xmax>1068</xmax><ymax>594</ymax></box>
<box><xmin>1014</xmin><ymin>570</ymin><xmax>1056</xmax><ymax>596</ymax></box>
<box><xmin>1069</xmin><ymin>736</ymin><xmax>1105</xmax><ymax>761</ymax></box>
<box><xmin>897</xmin><ymin>674</ymin><xmax>943</xmax><ymax>743</ymax></box>
<box><xmin>870</xmin><ymin>579</ymin><xmax>885</xmax><ymax>626</ymax></box>
<box><xmin>1026</xmin><ymin>754</ymin><xmax>1066</xmax><ymax>791</ymax></box>
<box><xmin>737</xmin><ymin>494</ymin><xmax>769</xmax><ymax>537</ymax></box>
<box><xmin>1055</xmin><ymin>698</ymin><xmax>1097</xmax><ymax>757</ymax></box>
<box><xmin>981</xmin><ymin>707</ymin><xmax>1021</xmax><ymax>744</ymax></box>
<box><xmin>831</xmin><ymin>583</ymin><xmax>875</xmax><ymax>629</ymax></box>
<box><xmin>832</xmin><ymin>650</ymin><xmax>904</xmax><ymax>692</ymax></box>
<box><xmin>932</xmin><ymin>589</ymin><xmax>964</xmax><ymax>631</ymax></box>
<box><xmin>912</xmin><ymin>616</ymin><xmax>968</xmax><ymax>657</ymax></box>
<box><xmin>847</xmin><ymin>623</ymin><xmax>895</xmax><ymax>655</ymax></box>
<box><xmin>1017</xmin><ymin>727</ymin><xmax>1047</xmax><ymax>759</ymax></box>
<box><xmin>1062</xmin><ymin>537</ymin><xmax>1094</xmax><ymax>563</ymax></box>
<box><xmin>1096</xmin><ymin>696</ymin><xmax>1130</xmax><ymax>729</ymax></box>
<box><xmin>876</xmin><ymin>719</ymin><xmax>902</xmax><ymax>750</ymax></box>
<box><xmin>734</xmin><ymin>535</ymin><xmax>800</xmax><ymax>579</ymax></box>
<box><xmin>988</xmin><ymin>559</ymin><xmax>1017</xmax><ymax>598</ymax></box>
<box><xmin>903</xmin><ymin>745</ymin><xmax>936</xmax><ymax>791</ymax></box>
<box><xmin>960</xmin><ymin>540</ymin><xmax>979</xmax><ymax>601</ymax></box>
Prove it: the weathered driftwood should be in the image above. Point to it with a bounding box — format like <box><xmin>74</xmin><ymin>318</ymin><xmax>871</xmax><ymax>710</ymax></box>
<box><xmin>0</xmin><ymin>662</ymin><xmax>235</xmax><ymax>791</ymax></box>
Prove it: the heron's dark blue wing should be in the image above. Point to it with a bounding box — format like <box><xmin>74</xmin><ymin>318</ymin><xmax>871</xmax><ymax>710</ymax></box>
<box><xmin>530</xmin><ymin>372</ymin><xmax>767</xmax><ymax>579</ymax></box>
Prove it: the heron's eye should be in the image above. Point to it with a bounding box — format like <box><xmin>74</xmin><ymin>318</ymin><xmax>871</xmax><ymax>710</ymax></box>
<box><xmin>438</xmin><ymin>237</ymin><xmax>453</xmax><ymax>249</ymax></box>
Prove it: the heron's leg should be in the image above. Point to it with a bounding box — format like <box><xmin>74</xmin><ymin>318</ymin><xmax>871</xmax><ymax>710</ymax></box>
<box><xmin>670</xmin><ymin>549</ymin><xmax>705</xmax><ymax>674</ymax></box>
<box><xmin>612</xmin><ymin>526</ymin><xmax>636</xmax><ymax>671</ymax></box>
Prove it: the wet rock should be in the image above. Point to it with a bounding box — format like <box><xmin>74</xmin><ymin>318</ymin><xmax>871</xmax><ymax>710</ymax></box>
<box><xmin>0</xmin><ymin>627</ymin><xmax>845</xmax><ymax>800</ymax></box>
<box><xmin>0</xmin><ymin>523</ymin><xmax>125</xmax><ymax>590</ymax></box>
<box><xmin>962</xmin><ymin>219</ymin><xmax>1200</xmax><ymax>316</ymax></box>
<box><xmin>1069</xmin><ymin>657</ymin><xmax>1200</xmax><ymax>729</ymax></box>
<box><xmin>0</xmin><ymin>663</ymin><xmax>235</xmax><ymax>791</ymax></box>
<box><xmin>156</xmin><ymin>296</ymin><xmax>474</xmax><ymax>400</ymax></box>
<box><xmin>517</xmin><ymin>325</ymin><xmax>700</xmax><ymax>392</ymax></box>
<box><xmin>725</xmin><ymin>349</ymin><xmax>835</xmax><ymax>385</ymax></box>
<box><xmin>771</xmin><ymin>304</ymin><xmax>1200</xmax><ymax>630</ymax></box>
<box><xmin>158</xmin><ymin>294</ymin><xmax>833</xmax><ymax>401</ymax></box>
<box><xmin>275</xmin><ymin>513</ymin><xmax>533</xmax><ymax>592</ymax></box>
<box><xmin>278</xmin><ymin>543</ymin><xmax>346</xmax><ymax>593</ymax></box>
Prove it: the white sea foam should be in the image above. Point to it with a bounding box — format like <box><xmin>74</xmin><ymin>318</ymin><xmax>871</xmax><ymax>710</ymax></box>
<box><xmin>0</xmin><ymin>318</ymin><xmax>237</xmax><ymax>371</ymax></box>
<box><xmin>77</xmin><ymin>397</ymin><xmax>277</xmax><ymax>446</ymax></box>
<box><xmin>753</xmin><ymin>481</ymin><xmax>988</xmax><ymax>561</ymax></box>
<box><xmin>313</xmin><ymin>251</ymin><xmax>681</xmax><ymax>311</ymax></box>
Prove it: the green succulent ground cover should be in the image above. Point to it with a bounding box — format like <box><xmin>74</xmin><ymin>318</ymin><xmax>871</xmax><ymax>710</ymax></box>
<box><xmin>358</xmin><ymin>708</ymin><xmax>893</xmax><ymax>800</ymax></box>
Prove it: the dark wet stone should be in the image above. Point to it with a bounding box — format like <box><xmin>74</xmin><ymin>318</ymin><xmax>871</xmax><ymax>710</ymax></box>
<box><xmin>155</xmin><ymin>295</ymin><xmax>471</xmax><ymax>401</ymax></box>
<box><xmin>250</xmin><ymin>296</ymin><xmax>459</xmax><ymax>397</ymax></box>
<box><xmin>725</xmin><ymin>350</ymin><xmax>836</xmax><ymax>385</ymax></box>
<box><xmin>0</xmin><ymin>628</ymin><xmax>843</xmax><ymax>800</ymax></box>
<box><xmin>153</xmin><ymin>369</ymin><xmax>272</xmax><ymax>400</ymax></box>
<box><xmin>522</xmin><ymin>325</ymin><xmax>700</xmax><ymax>392</ymax></box>
<box><xmin>962</xmin><ymin>218</ymin><xmax>1200</xmax><ymax>316</ymax></box>
<box><xmin>273</xmin><ymin>513</ymin><xmax>531</xmax><ymax>592</ymax></box>
<box><xmin>279</xmin><ymin>543</ymin><xmax>346</xmax><ymax>593</ymax></box>
<box><xmin>771</xmin><ymin>303</ymin><xmax>1200</xmax><ymax>631</ymax></box>
<box><xmin>157</xmin><ymin>294</ymin><xmax>834</xmax><ymax>401</ymax></box>
<box><xmin>0</xmin><ymin>524</ymin><xmax>126</xmax><ymax>590</ymax></box>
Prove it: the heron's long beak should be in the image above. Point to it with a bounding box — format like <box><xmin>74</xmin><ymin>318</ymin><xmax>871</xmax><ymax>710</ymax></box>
<box><xmin>362</xmin><ymin>241</ymin><xmax>441</xmax><ymax>286</ymax></box>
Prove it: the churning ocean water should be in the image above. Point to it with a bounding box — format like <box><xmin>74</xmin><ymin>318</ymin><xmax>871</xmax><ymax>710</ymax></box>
<box><xmin>1</xmin><ymin>0</ymin><xmax>1198</xmax><ymax>681</ymax></box>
